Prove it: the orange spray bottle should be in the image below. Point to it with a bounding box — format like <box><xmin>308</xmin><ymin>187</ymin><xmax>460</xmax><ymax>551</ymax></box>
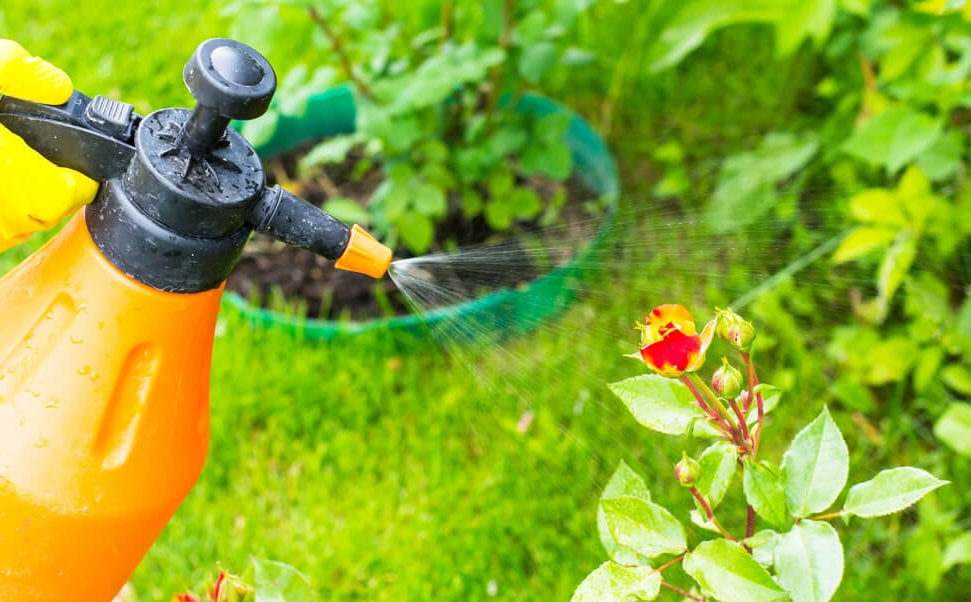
<box><xmin>0</xmin><ymin>39</ymin><xmax>391</xmax><ymax>601</ymax></box>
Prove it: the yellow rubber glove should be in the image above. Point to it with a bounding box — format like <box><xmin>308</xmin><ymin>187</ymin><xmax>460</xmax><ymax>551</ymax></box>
<box><xmin>0</xmin><ymin>40</ymin><xmax>98</xmax><ymax>252</ymax></box>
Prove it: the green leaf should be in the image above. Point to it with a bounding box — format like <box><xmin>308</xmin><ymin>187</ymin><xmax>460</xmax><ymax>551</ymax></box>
<box><xmin>744</xmin><ymin>459</ymin><xmax>789</xmax><ymax>528</ymax></box>
<box><xmin>299</xmin><ymin>135</ymin><xmax>360</xmax><ymax>170</ymax></box>
<box><xmin>607</xmin><ymin>374</ymin><xmax>706</xmax><ymax>436</ymax></box>
<box><xmin>413</xmin><ymin>183</ymin><xmax>447</xmax><ymax>218</ymax></box>
<box><xmin>647</xmin><ymin>0</ymin><xmax>781</xmax><ymax>72</ymax></box>
<box><xmin>841</xmin><ymin>107</ymin><xmax>942</xmax><ymax>173</ymax></box>
<box><xmin>537</xmin><ymin>142</ymin><xmax>573</xmax><ymax>180</ymax></box>
<box><xmin>831</xmin><ymin>227</ymin><xmax>898</xmax><ymax>263</ymax></box>
<box><xmin>865</xmin><ymin>337</ymin><xmax>917</xmax><ymax>384</ymax></box>
<box><xmin>322</xmin><ymin>199</ymin><xmax>370</xmax><ymax>227</ymax></box>
<box><xmin>848</xmin><ymin>189</ymin><xmax>906</xmax><ymax>227</ymax></box>
<box><xmin>943</xmin><ymin>533</ymin><xmax>971</xmax><ymax>570</ymax></box>
<box><xmin>746</xmin><ymin>530</ymin><xmax>781</xmax><ymax>569</ymax></box>
<box><xmin>916</xmin><ymin>130</ymin><xmax>963</xmax><ymax>182</ymax></box>
<box><xmin>781</xmin><ymin>407</ymin><xmax>849</xmax><ymax>517</ymax></box>
<box><xmin>940</xmin><ymin>364</ymin><xmax>971</xmax><ymax>396</ymax></box>
<box><xmin>705</xmin><ymin>132</ymin><xmax>818</xmax><ymax>234</ymax></box>
<box><xmin>875</xmin><ymin>230</ymin><xmax>918</xmax><ymax>318</ymax></box>
<box><xmin>906</xmin><ymin>524</ymin><xmax>946</xmax><ymax>591</ymax></box>
<box><xmin>912</xmin><ymin>347</ymin><xmax>943</xmax><ymax>393</ymax></box>
<box><xmin>599</xmin><ymin>461</ymin><xmax>651</xmax><ymax>563</ymax></box>
<box><xmin>571</xmin><ymin>561</ymin><xmax>662</xmax><ymax>602</ymax></box>
<box><xmin>774</xmin><ymin>0</ymin><xmax>836</xmax><ymax>57</ymax></box>
<box><xmin>934</xmin><ymin>402</ymin><xmax>971</xmax><ymax>457</ymax></box>
<box><xmin>843</xmin><ymin>467</ymin><xmax>948</xmax><ymax>518</ymax></box>
<box><xmin>519</xmin><ymin>41</ymin><xmax>558</xmax><ymax>84</ymax></box>
<box><xmin>252</xmin><ymin>558</ymin><xmax>316</xmax><ymax>602</ymax></box>
<box><xmin>241</xmin><ymin>110</ymin><xmax>281</xmax><ymax>149</ymax></box>
<box><xmin>697</xmin><ymin>441</ymin><xmax>738</xmax><ymax>509</ymax></box>
<box><xmin>601</xmin><ymin>495</ymin><xmax>687</xmax><ymax>559</ymax></box>
<box><xmin>484</xmin><ymin>199</ymin><xmax>513</xmax><ymax>231</ymax></box>
<box><xmin>683</xmin><ymin>539</ymin><xmax>789</xmax><ymax>602</ymax></box>
<box><xmin>510</xmin><ymin>187</ymin><xmax>543</xmax><ymax>219</ymax></box>
<box><xmin>773</xmin><ymin>520</ymin><xmax>843</xmax><ymax>602</ymax></box>
<box><xmin>562</xmin><ymin>47</ymin><xmax>597</xmax><ymax>67</ymax></box>
<box><xmin>396</xmin><ymin>212</ymin><xmax>435</xmax><ymax>254</ymax></box>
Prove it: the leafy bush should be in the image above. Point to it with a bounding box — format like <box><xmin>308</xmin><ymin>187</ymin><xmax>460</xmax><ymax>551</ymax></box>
<box><xmin>574</xmin><ymin>305</ymin><xmax>947</xmax><ymax>602</ymax></box>
<box><xmin>628</xmin><ymin>1</ymin><xmax>971</xmax><ymax>590</ymax></box>
<box><xmin>225</xmin><ymin>0</ymin><xmax>601</xmax><ymax>254</ymax></box>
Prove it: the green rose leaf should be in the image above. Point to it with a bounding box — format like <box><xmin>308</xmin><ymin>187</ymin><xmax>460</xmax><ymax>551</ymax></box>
<box><xmin>601</xmin><ymin>495</ymin><xmax>687</xmax><ymax>559</ymax></box>
<box><xmin>697</xmin><ymin>441</ymin><xmax>738</xmax><ymax>509</ymax></box>
<box><xmin>781</xmin><ymin>406</ymin><xmax>849</xmax><ymax>517</ymax></box>
<box><xmin>571</xmin><ymin>561</ymin><xmax>661</xmax><ymax>602</ymax></box>
<box><xmin>253</xmin><ymin>557</ymin><xmax>316</xmax><ymax>602</ymax></box>
<box><xmin>745</xmin><ymin>529</ymin><xmax>781</xmax><ymax>570</ymax></box>
<box><xmin>744</xmin><ymin>459</ymin><xmax>789</xmax><ymax>528</ymax></box>
<box><xmin>843</xmin><ymin>467</ymin><xmax>948</xmax><ymax>518</ymax></box>
<box><xmin>599</xmin><ymin>461</ymin><xmax>651</xmax><ymax>563</ymax></box>
<box><xmin>773</xmin><ymin>520</ymin><xmax>843</xmax><ymax>602</ymax></box>
<box><xmin>934</xmin><ymin>402</ymin><xmax>971</xmax><ymax>457</ymax></box>
<box><xmin>608</xmin><ymin>375</ymin><xmax>706</xmax><ymax>436</ymax></box>
<box><xmin>683</xmin><ymin>539</ymin><xmax>789</xmax><ymax>602</ymax></box>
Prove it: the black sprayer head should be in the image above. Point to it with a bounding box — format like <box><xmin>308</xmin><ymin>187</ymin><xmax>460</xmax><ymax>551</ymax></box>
<box><xmin>0</xmin><ymin>38</ymin><xmax>391</xmax><ymax>293</ymax></box>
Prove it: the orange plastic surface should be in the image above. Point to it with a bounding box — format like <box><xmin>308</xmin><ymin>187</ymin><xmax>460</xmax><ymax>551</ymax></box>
<box><xmin>0</xmin><ymin>213</ymin><xmax>223</xmax><ymax>601</ymax></box>
<box><xmin>333</xmin><ymin>224</ymin><xmax>392</xmax><ymax>279</ymax></box>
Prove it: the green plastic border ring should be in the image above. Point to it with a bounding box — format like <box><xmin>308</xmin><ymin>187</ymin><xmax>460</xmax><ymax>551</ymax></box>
<box><xmin>222</xmin><ymin>87</ymin><xmax>619</xmax><ymax>340</ymax></box>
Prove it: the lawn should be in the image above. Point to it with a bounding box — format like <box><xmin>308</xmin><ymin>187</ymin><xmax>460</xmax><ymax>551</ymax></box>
<box><xmin>2</xmin><ymin>1</ymin><xmax>970</xmax><ymax>601</ymax></box>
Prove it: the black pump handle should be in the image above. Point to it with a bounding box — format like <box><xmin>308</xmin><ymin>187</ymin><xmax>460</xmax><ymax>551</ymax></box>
<box><xmin>0</xmin><ymin>92</ymin><xmax>137</xmax><ymax>181</ymax></box>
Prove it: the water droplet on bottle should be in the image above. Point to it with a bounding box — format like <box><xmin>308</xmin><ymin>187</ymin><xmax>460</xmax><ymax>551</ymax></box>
<box><xmin>77</xmin><ymin>303</ymin><xmax>88</xmax><ymax>314</ymax></box>
<box><xmin>63</xmin><ymin>273</ymin><xmax>74</xmax><ymax>285</ymax></box>
<box><xmin>44</xmin><ymin>310</ymin><xmax>55</xmax><ymax>320</ymax></box>
<box><xmin>70</xmin><ymin>335</ymin><xmax>84</xmax><ymax>344</ymax></box>
<box><xmin>34</xmin><ymin>438</ymin><xmax>48</xmax><ymax>448</ymax></box>
<box><xmin>31</xmin><ymin>390</ymin><xmax>41</xmax><ymax>398</ymax></box>
<box><xmin>46</xmin><ymin>400</ymin><xmax>59</xmax><ymax>409</ymax></box>
<box><xmin>78</xmin><ymin>365</ymin><xmax>91</xmax><ymax>376</ymax></box>
<box><xmin>89</xmin><ymin>372</ymin><xmax>100</xmax><ymax>382</ymax></box>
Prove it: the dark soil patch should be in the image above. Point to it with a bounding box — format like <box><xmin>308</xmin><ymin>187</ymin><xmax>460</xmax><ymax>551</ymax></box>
<box><xmin>226</xmin><ymin>146</ymin><xmax>601</xmax><ymax>321</ymax></box>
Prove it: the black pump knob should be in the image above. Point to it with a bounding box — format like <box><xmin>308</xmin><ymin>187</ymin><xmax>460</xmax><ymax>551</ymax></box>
<box><xmin>180</xmin><ymin>38</ymin><xmax>276</xmax><ymax>155</ymax></box>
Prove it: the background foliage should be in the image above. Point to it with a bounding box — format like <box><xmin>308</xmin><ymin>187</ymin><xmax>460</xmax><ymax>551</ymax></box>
<box><xmin>1</xmin><ymin>0</ymin><xmax>970</xmax><ymax>600</ymax></box>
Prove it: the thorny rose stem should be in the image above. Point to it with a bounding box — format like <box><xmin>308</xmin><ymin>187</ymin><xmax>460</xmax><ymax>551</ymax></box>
<box><xmin>740</xmin><ymin>351</ymin><xmax>765</xmax><ymax>457</ymax></box>
<box><xmin>680</xmin><ymin>375</ymin><xmax>740</xmax><ymax>445</ymax></box>
<box><xmin>690</xmin><ymin>487</ymin><xmax>736</xmax><ymax>542</ymax></box>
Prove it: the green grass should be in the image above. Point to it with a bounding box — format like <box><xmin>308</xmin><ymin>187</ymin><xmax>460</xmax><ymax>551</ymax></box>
<box><xmin>3</xmin><ymin>1</ymin><xmax>969</xmax><ymax>601</ymax></box>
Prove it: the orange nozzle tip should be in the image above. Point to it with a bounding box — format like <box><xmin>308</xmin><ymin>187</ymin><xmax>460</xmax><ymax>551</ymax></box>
<box><xmin>334</xmin><ymin>224</ymin><xmax>392</xmax><ymax>278</ymax></box>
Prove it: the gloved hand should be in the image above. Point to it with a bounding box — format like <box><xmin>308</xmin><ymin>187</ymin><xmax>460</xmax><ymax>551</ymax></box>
<box><xmin>0</xmin><ymin>40</ymin><xmax>98</xmax><ymax>252</ymax></box>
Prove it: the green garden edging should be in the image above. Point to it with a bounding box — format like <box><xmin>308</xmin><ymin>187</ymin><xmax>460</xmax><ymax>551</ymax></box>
<box><xmin>222</xmin><ymin>87</ymin><xmax>619</xmax><ymax>340</ymax></box>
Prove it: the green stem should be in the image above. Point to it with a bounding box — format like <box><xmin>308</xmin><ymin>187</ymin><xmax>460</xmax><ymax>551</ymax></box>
<box><xmin>680</xmin><ymin>375</ymin><xmax>735</xmax><ymax>440</ymax></box>
<box><xmin>690</xmin><ymin>374</ymin><xmax>738</xmax><ymax>429</ymax></box>
<box><xmin>484</xmin><ymin>0</ymin><xmax>514</xmax><ymax>131</ymax></box>
<box><xmin>307</xmin><ymin>6</ymin><xmax>376</xmax><ymax>101</ymax></box>
<box><xmin>441</xmin><ymin>0</ymin><xmax>455</xmax><ymax>44</ymax></box>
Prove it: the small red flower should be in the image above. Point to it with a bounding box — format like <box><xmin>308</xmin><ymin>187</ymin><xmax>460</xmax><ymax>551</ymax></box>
<box><xmin>635</xmin><ymin>304</ymin><xmax>715</xmax><ymax>377</ymax></box>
